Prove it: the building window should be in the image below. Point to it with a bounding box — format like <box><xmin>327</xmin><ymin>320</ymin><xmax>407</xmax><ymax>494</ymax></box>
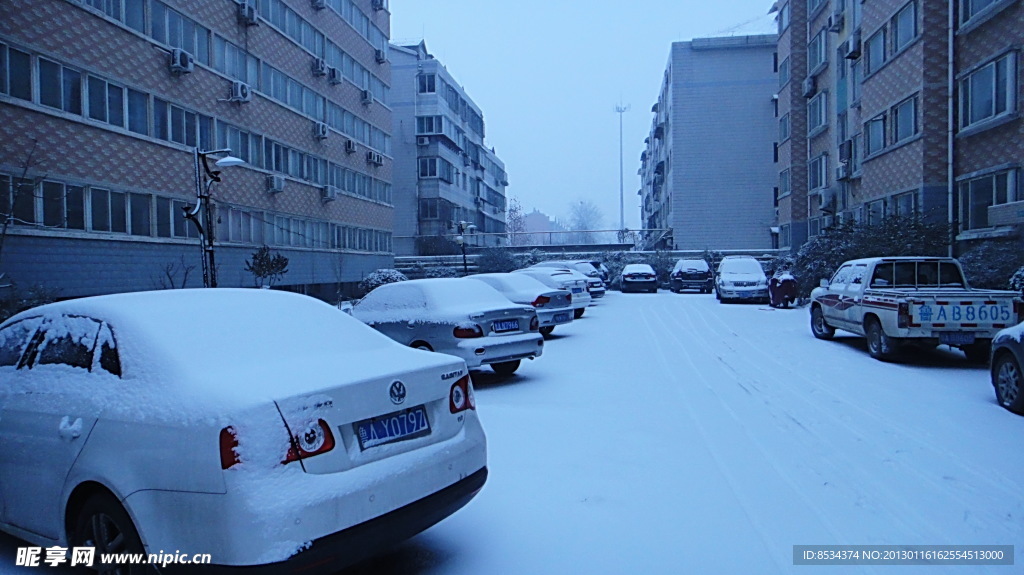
<box><xmin>4</xmin><ymin>46</ymin><xmax>31</xmax><ymax>101</ymax></box>
<box><xmin>780</xmin><ymin>168</ymin><xmax>792</xmax><ymax>197</ymax></box>
<box><xmin>779</xmin><ymin>113</ymin><xmax>791</xmax><ymax>142</ymax></box>
<box><xmin>808</xmin><ymin>30</ymin><xmax>827</xmax><ymax>71</ymax></box>
<box><xmin>866</xmin><ymin>115</ymin><xmax>886</xmax><ymax>155</ymax></box>
<box><xmin>961</xmin><ymin>0</ymin><xmax>998</xmax><ymax>24</ymax></box>
<box><xmin>809</xmin><ymin>155</ymin><xmax>828</xmax><ymax>190</ymax></box>
<box><xmin>779</xmin><ymin>223</ymin><xmax>791</xmax><ymax>248</ymax></box>
<box><xmin>892</xmin><ymin>191</ymin><xmax>918</xmax><ymax>216</ymax></box>
<box><xmin>38</xmin><ymin>58</ymin><xmax>82</xmax><ymax>115</ymax></box>
<box><xmin>87</xmin><ymin>76</ymin><xmax>126</xmax><ymax>128</ymax></box>
<box><xmin>41</xmin><ymin>181</ymin><xmax>86</xmax><ymax>230</ymax></box>
<box><xmin>808</xmin><ymin>0</ymin><xmax>826</xmax><ymax>13</ymax></box>
<box><xmin>417</xmin><ymin>73</ymin><xmax>436</xmax><ymax>93</ymax></box>
<box><xmin>892</xmin><ymin>97</ymin><xmax>918</xmax><ymax>143</ymax></box>
<box><xmin>850</xmin><ymin>59</ymin><xmax>862</xmax><ymax>102</ymax></box>
<box><xmin>779</xmin><ymin>57</ymin><xmax>790</xmax><ymax>86</ymax></box>
<box><xmin>866</xmin><ymin>28</ymin><xmax>886</xmax><ymax>74</ymax></box>
<box><xmin>416</xmin><ymin>116</ymin><xmax>443</xmax><ymax>135</ymax></box>
<box><xmin>959</xmin><ymin>170</ymin><xmax>1015</xmax><ymax>230</ymax></box>
<box><xmin>959</xmin><ymin>53</ymin><xmax>1015</xmax><ymax>129</ymax></box>
<box><xmin>808</xmin><ymin>92</ymin><xmax>827</xmax><ymax>131</ymax></box>
<box><xmin>418</xmin><ymin>158</ymin><xmax>438</xmax><ymax>178</ymax></box>
<box><xmin>892</xmin><ymin>2</ymin><xmax>917</xmax><ymax>52</ymax></box>
<box><xmin>419</xmin><ymin>198</ymin><xmax>439</xmax><ymax>219</ymax></box>
<box><xmin>866</xmin><ymin>198</ymin><xmax>887</xmax><ymax>225</ymax></box>
<box><xmin>151</xmin><ymin>2</ymin><xmax>211</xmax><ymax>65</ymax></box>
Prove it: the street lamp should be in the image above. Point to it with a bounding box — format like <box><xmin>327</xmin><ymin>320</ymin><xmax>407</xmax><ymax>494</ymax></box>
<box><xmin>454</xmin><ymin>221</ymin><xmax>477</xmax><ymax>275</ymax></box>
<box><xmin>187</xmin><ymin>148</ymin><xmax>244</xmax><ymax>288</ymax></box>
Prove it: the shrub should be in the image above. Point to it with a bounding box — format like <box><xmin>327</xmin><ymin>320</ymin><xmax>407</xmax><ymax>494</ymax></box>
<box><xmin>1009</xmin><ymin>266</ymin><xmax>1024</xmax><ymax>293</ymax></box>
<box><xmin>958</xmin><ymin>238</ymin><xmax>1024</xmax><ymax>289</ymax></box>
<box><xmin>476</xmin><ymin>247</ymin><xmax>518</xmax><ymax>273</ymax></box>
<box><xmin>0</xmin><ymin>282</ymin><xmax>60</xmax><ymax>323</ymax></box>
<box><xmin>358</xmin><ymin>269</ymin><xmax>408</xmax><ymax>295</ymax></box>
<box><xmin>425</xmin><ymin>265</ymin><xmax>460</xmax><ymax>278</ymax></box>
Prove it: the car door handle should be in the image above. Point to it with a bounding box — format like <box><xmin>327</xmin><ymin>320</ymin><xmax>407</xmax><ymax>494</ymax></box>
<box><xmin>59</xmin><ymin>416</ymin><xmax>83</xmax><ymax>441</ymax></box>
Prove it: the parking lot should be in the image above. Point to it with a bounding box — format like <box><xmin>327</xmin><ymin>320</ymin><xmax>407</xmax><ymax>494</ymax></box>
<box><xmin>2</xmin><ymin>290</ymin><xmax>1021</xmax><ymax>574</ymax></box>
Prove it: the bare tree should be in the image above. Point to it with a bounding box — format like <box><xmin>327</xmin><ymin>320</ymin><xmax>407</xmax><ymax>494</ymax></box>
<box><xmin>154</xmin><ymin>255</ymin><xmax>197</xmax><ymax>289</ymax></box>
<box><xmin>0</xmin><ymin>139</ymin><xmax>48</xmax><ymax>288</ymax></box>
<box><xmin>505</xmin><ymin>197</ymin><xmax>528</xmax><ymax>246</ymax></box>
<box><xmin>568</xmin><ymin>200</ymin><xmax>604</xmax><ymax>244</ymax></box>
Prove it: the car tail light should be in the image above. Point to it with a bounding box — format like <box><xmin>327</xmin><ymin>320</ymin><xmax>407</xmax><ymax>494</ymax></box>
<box><xmin>566</xmin><ymin>294</ymin><xmax>572</xmax><ymax>304</ymax></box>
<box><xmin>530</xmin><ymin>316</ymin><xmax>539</xmax><ymax>331</ymax></box>
<box><xmin>1015</xmin><ymin>299</ymin><xmax>1024</xmax><ymax>320</ymax></box>
<box><xmin>284</xmin><ymin>419</ymin><xmax>336</xmax><ymax>464</ymax></box>
<box><xmin>897</xmin><ymin>302</ymin><xmax>910</xmax><ymax>328</ymax></box>
<box><xmin>532</xmin><ymin>295</ymin><xmax>550</xmax><ymax>307</ymax></box>
<box><xmin>220</xmin><ymin>426</ymin><xmax>240</xmax><ymax>470</ymax></box>
<box><xmin>449</xmin><ymin>374</ymin><xmax>476</xmax><ymax>413</ymax></box>
<box><xmin>453</xmin><ymin>325</ymin><xmax>483</xmax><ymax>338</ymax></box>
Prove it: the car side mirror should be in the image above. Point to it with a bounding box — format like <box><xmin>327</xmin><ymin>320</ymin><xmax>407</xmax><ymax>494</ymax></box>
<box><xmin>819</xmin><ymin>279</ymin><xmax>829</xmax><ymax>288</ymax></box>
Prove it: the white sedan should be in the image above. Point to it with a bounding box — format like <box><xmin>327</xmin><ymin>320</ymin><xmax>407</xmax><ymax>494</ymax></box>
<box><xmin>467</xmin><ymin>272</ymin><xmax>574</xmax><ymax>337</ymax></box>
<box><xmin>514</xmin><ymin>268</ymin><xmax>592</xmax><ymax>318</ymax></box>
<box><xmin>0</xmin><ymin>289</ymin><xmax>487</xmax><ymax>572</ymax></box>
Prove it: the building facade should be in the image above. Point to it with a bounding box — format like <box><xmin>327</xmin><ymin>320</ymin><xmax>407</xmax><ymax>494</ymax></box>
<box><xmin>389</xmin><ymin>41</ymin><xmax>507</xmax><ymax>256</ymax></box>
<box><xmin>0</xmin><ymin>0</ymin><xmax>394</xmax><ymax>300</ymax></box>
<box><xmin>640</xmin><ymin>35</ymin><xmax>779</xmax><ymax>251</ymax></box>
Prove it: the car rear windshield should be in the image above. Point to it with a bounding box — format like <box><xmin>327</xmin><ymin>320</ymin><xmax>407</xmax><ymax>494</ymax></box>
<box><xmin>870</xmin><ymin>261</ymin><xmax>966</xmax><ymax>288</ymax></box>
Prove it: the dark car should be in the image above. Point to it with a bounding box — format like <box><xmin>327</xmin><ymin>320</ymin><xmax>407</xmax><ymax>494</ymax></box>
<box><xmin>670</xmin><ymin>259</ymin><xmax>713</xmax><ymax>293</ymax></box>
<box><xmin>991</xmin><ymin>324</ymin><xmax>1024</xmax><ymax>414</ymax></box>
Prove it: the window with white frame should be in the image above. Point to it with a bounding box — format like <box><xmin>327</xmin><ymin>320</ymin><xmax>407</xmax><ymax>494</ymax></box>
<box><xmin>416</xmin><ymin>116</ymin><xmax>443</xmax><ymax>134</ymax></box>
<box><xmin>866</xmin><ymin>115</ymin><xmax>886</xmax><ymax>155</ymax></box>
<box><xmin>808</xmin><ymin>92</ymin><xmax>827</xmax><ymax>131</ymax></box>
<box><xmin>960</xmin><ymin>0</ymin><xmax>998</xmax><ymax>24</ymax></box>
<box><xmin>866</xmin><ymin>28</ymin><xmax>887</xmax><ymax>74</ymax></box>
<box><xmin>779</xmin><ymin>57</ymin><xmax>790</xmax><ymax>86</ymax></box>
<box><xmin>780</xmin><ymin>168</ymin><xmax>792</xmax><ymax>197</ymax></box>
<box><xmin>866</xmin><ymin>198</ymin><xmax>887</xmax><ymax>225</ymax></box>
<box><xmin>779</xmin><ymin>113</ymin><xmax>791</xmax><ymax>141</ymax></box>
<box><xmin>41</xmin><ymin>181</ymin><xmax>86</xmax><ymax>230</ymax></box>
<box><xmin>959</xmin><ymin>170</ymin><xmax>1016</xmax><ymax>230</ymax></box>
<box><xmin>808</xmin><ymin>31</ymin><xmax>827</xmax><ymax>71</ymax></box>
<box><xmin>892</xmin><ymin>2</ymin><xmax>917</xmax><ymax>52</ymax></box>
<box><xmin>38</xmin><ymin>58</ymin><xmax>82</xmax><ymax>115</ymax></box>
<box><xmin>418</xmin><ymin>73</ymin><xmax>436</xmax><ymax>93</ymax></box>
<box><xmin>809</xmin><ymin>155</ymin><xmax>828</xmax><ymax>190</ymax></box>
<box><xmin>808</xmin><ymin>0</ymin><xmax>826</xmax><ymax>13</ymax></box>
<box><xmin>959</xmin><ymin>53</ymin><xmax>1015</xmax><ymax>129</ymax></box>
<box><xmin>892</xmin><ymin>96</ymin><xmax>917</xmax><ymax>143</ymax></box>
<box><xmin>2</xmin><ymin>45</ymin><xmax>30</xmax><ymax>101</ymax></box>
<box><xmin>778</xmin><ymin>3</ymin><xmax>791</xmax><ymax>32</ymax></box>
<box><xmin>892</xmin><ymin>191</ymin><xmax>918</xmax><ymax>216</ymax></box>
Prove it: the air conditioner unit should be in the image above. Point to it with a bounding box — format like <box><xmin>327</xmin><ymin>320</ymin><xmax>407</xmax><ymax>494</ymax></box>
<box><xmin>361</xmin><ymin>89</ymin><xmax>373</xmax><ymax>105</ymax></box>
<box><xmin>845</xmin><ymin>29</ymin><xmax>862</xmax><ymax>59</ymax></box>
<box><xmin>313</xmin><ymin>121</ymin><xmax>328</xmax><ymax>140</ymax></box>
<box><xmin>237</xmin><ymin>0</ymin><xmax>258</xmax><ymax>26</ymax></box>
<box><xmin>344</xmin><ymin>139</ymin><xmax>357</xmax><ymax>153</ymax></box>
<box><xmin>838</xmin><ymin>139</ymin><xmax>853</xmax><ymax>162</ymax></box>
<box><xmin>229</xmin><ymin>80</ymin><xmax>252</xmax><ymax>103</ymax></box>
<box><xmin>835</xmin><ymin>163</ymin><xmax>850</xmax><ymax>181</ymax></box>
<box><xmin>168</xmin><ymin>48</ymin><xmax>194</xmax><ymax>75</ymax></box>
<box><xmin>416</xmin><ymin>136</ymin><xmax>430</xmax><ymax>146</ymax></box>
<box><xmin>802</xmin><ymin>76</ymin><xmax>816</xmax><ymax>98</ymax></box>
<box><xmin>828</xmin><ymin>12</ymin><xmax>844</xmax><ymax>33</ymax></box>
<box><xmin>311</xmin><ymin>0</ymin><xmax>326</xmax><ymax>9</ymax></box>
<box><xmin>327</xmin><ymin>66</ymin><xmax>342</xmax><ymax>85</ymax></box>
<box><xmin>312</xmin><ymin>58</ymin><xmax>327</xmax><ymax>77</ymax></box>
<box><xmin>321</xmin><ymin>185</ymin><xmax>338</xmax><ymax>202</ymax></box>
<box><xmin>371</xmin><ymin>0</ymin><xmax>385</xmax><ymax>11</ymax></box>
<box><xmin>374</xmin><ymin>49</ymin><xmax>387</xmax><ymax>64</ymax></box>
<box><xmin>366</xmin><ymin>151</ymin><xmax>383</xmax><ymax>166</ymax></box>
<box><xmin>819</xmin><ymin>187</ymin><xmax>838</xmax><ymax>211</ymax></box>
<box><xmin>266</xmin><ymin>175</ymin><xmax>285</xmax><ymax>193</ymax></box>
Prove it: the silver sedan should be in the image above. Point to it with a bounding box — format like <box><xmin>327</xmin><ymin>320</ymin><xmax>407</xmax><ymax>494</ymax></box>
<box><xmin>467</xmin><ymin>273</ymin><xmax>574</xmax><ymax>337</ymax></box>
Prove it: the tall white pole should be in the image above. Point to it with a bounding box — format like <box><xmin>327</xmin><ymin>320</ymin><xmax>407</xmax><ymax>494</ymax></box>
<box><xmin>614</xmin><ymin>104</ymin><xmax>630</xmax><ymax>230</ymax></box>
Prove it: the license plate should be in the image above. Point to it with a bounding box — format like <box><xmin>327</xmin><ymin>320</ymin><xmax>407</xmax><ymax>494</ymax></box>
<box><xmin>553</xmin><ymin>313</ymin><xmax>569</xmax><ymax>322</ymax></box>
<box><xmin>354</xmin><ymin>406</ymin><xmax>430</xmax><ymax>450</ymax></box>
<box><xmin>572</xmin><ymin>287</ymin><xmax>583</xmax><ymax>294</ymax></box>
<box><xmin>740</xmin><ymin>292</ymin><xmax>752</xmax><ymax>298</ymax></box>
<box><xmin>493</xmin><ymin>319</ymin><xmax>520</xmax><ymax>332</ymax></box>
<box><xmin>939</xmin><ymin>332</ymin><xmax>976</xmax><ymax>346</ymax></box>
<box><xmin>915</xmin><ymin>303</ymin><xmax>1012</xmax><ymax>324</ymax></box>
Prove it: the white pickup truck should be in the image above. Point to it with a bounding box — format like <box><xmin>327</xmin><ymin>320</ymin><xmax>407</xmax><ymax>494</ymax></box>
<box><xmin>809</xmin><ymin>256</ymin><xmax>1023</xmax><ymax>362</ymax></box>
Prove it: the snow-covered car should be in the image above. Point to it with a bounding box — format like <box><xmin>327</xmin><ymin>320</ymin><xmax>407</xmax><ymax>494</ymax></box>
<box><xmin>467</xmin><ymin>273</ymin><xmax>574</xmax><ymax>337</ymax></box>
<box><xmin>670</xmin><ymin>258</ymin><xmax>713</xmax><ymax>293</ymax></box>
<box><xmin>514</xmin><ymin>268</ymin><xmax>592</xmax><ymax>318</ymax></box>
<box><xmin>991</xmin><ymin>323</ymin><xmax>1024</xmax><ymax>414</ymax></box>
<box><xmin>529</xmin><ymin>261</ymin><xmax>606</xmax><ymax>298</ymax></box>
<box><xmin>0</xmin><ymin>289</ymin><xmax>487</xmax><ymax>572</ymax></box>
<box><xmin>621</xmin><ymin>263</ymin><xmax>658</xmax><ymax>293</ymax></box>
<box><xmin>715</xmin><ymin>256</ymin><xmax>768</xmax><ymax>302</ymax></box>
<box><xmin>353</xmin><ymin>278</ymin><xmax>544</xmax><ymax>375</ymax></box>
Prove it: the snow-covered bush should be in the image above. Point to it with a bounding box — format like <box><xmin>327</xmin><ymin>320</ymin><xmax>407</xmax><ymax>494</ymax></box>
<box><xmin>1010</xmin><ymin>266</ymin><xmax>1024</xmax><ymax>293</ymax></box>
<box><xmin>358</xmin><ymin>269</ymin><xmax>408</xmax><ymax>295</ymax></box>
<box><xmin>958</xmin><ymin>239</ymin><xmax>1024</xmax><ymax>290</ymax></box>
<box><xmin>0</xmin><ymin>281</ymin><xmax>60</xmax><ymax>323</ymax></box>
<box><xmin>425</xmin><ymin>265</ymin><xmax>460</xmax><ymax>278</ymax></box>
<box><xmin>476</xmin><ymin>247</ymin><xmax>518</xmax><ymax>273</ymax></box>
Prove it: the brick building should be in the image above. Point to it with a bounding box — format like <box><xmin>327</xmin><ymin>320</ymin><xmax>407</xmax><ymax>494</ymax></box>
<box><xmin>0</xmin><ymin>0</ymin><xmax>394</xmax><ymax>300</ymax></box>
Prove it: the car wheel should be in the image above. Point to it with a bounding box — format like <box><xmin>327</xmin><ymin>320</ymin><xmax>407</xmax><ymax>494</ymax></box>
<box><xmin>70</xmin><ymin>492</ymin><xmax>149</xmax><ymax>575</ymax></box>
<box><xmin>810</xmin><ymin>306</ymin><xmax>835</xmax><ymax>340</ymax></box>
<box><xmin>574</xmin><ymin>308</ymin><xmax>585</xmax><ymax>319</ymax></box>
<box><xmin>962</xmin><ymin>342</ymin><xmax>990</xmax><ymax>365</ymax></box>
<box><xmin>539</xmin><ymin>326</ymin><xmax>554</xmax><ymax>337</ymax></box>
<box><xmin>866</xmin><ymin>319</ymin><xmax>896</xmax><ymax>361</ymax></box>
<box><xmin>491</xmin><ymin>360</ymin><xmax>521</xmax><ymax>375</ymax></box>
<box><xmin>411</xmin><ymin>341</ymin><xmax>433</xmax><ymax>352</ymax></box>
<box><xmin>993</xmin><ymin>352</ymin><xmax>1024</xmax><ymax>414</ymax></box>
<box><xmin>715</xmin><ymin>289</ymin><xmax>721</xmax><ymax>301</ymax></box>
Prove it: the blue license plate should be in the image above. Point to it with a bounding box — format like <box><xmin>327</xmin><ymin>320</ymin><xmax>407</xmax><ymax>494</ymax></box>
<box><xmin>939</xmin><ymin>332</ymin><xmax>976</xmax><ymax>346</ymax></box>
<box><xmin>553</xmin><ymin>313</ymin><xmax>569</xmax><ymax>322</ymax></box>
<box><xmin>572</xmin><ymin>288</ymin><xmax>583</xmax><ymax>294</ymax></box>
<box><xmin>354</xmin><ymin>406</ymin><xmax>430</xmax><ymax>450</ymax></box>
<box><xmin>493</xmin><ymin>319</ymin><xmax>520</xmax><ymax>332</ymax></box>
<box><xmin>740</xmin><ymin>292</ymin><xmax>752</xmax><ymax>298</ymax></box>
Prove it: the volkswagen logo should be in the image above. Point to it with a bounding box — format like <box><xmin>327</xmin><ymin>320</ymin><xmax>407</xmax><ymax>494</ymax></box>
<box><xmin>389</xmin><ymin>381</ymin><xmax>407</xmax><ymax>405</ymax></box>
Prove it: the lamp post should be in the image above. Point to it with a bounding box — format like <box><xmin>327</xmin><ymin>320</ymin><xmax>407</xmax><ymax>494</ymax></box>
<box><xmin>188</xmin><ymin>148</ymin><xmax>244</xmax><ymax>288</ymax></box>
<box><xmin>454</xmin><ymin>220</ymin><xmax>477</xmax><ymax>275</ymax></box>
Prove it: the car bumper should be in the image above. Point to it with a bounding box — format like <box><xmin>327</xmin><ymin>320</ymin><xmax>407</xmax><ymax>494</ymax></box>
<box><xmin>536</xmin><ymin>307</ymin><xmax>574</xmax><ymax>327</ymax></box>
<box><xmin>588</xmin><ymin>287</ymin><xmax>606</xmax><ymax>299</ymax></box>
<box><xmin>672</xmin><ymin>279</ymin><xmax>712</xmax><ymax>290</ymax></box>
<box><xmin>718</xmin><ymin>287</ymin><xmax>768</xmax><ymax>299</ymax></box>
<box><xmin>622</xmin><ymin>280</ymin><xmax>658</xmax><ymax>291</ymax></box>
<box><xmin>568</xmin><ymin>293</ymin><xmax>592</xmax><ymax>310</ymax></box>
<box><xmin>126</xmin><ymin>417</ymin><xmax>488</xmax><ymax>570</ymax></box>
<box><xmin>450</xmin><ymin>332</ymin><xmax>545</xmax><ymax>368</ymax></box>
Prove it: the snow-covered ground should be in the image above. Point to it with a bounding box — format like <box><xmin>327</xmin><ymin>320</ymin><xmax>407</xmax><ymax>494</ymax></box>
<box><xmin>2</xmin><ymin>291</ymin><xmax>1021</xmax><ymax>574</ymax></box>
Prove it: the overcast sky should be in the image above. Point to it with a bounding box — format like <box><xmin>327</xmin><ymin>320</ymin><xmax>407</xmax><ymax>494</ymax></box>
<box><xmin>390</xmin><ymin>1</ymin><xmax>778</xmax><ymax>231</ymax></box>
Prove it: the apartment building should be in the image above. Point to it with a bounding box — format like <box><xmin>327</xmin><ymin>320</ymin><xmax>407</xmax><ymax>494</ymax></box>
<box><xmin>639</xmin><ymin>34</ymin><xmax>779</xmax><ymax>251</ymax></box>
<box><xmin>389</xmin><ymin>41</ymin><xmax>507</xmax><ymax>256</ymax></box>
<box><xmin>0</xmin><ymin>0</ymin><xmax>393</xmax><ymax>300</ymax></box>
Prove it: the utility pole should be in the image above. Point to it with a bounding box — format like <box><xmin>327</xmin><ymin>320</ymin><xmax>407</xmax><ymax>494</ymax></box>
<box><xmin>614</xmin><ymin>103</ymin><xmax>630</xmax><ymax>231</ymax></box>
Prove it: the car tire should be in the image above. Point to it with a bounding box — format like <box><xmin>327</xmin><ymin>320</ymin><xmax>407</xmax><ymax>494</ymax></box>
<box><xmin>491</xmin><ymin>359</ymin><xmax>521</xmax><ymax>375</ymax></box>
<box><xmin>539</xmin><ymin>326</ymin><xmax>554</xmax><ymax>337</ymax></box>
<box><xmin>411</xmin><ymin>341</ymin><xmax>433</xmax><ymax>352</ymax></box>
<box><xmin>866</xmin><ymin>319</ymin><xmax>896</xmax><ymax>361</ymax></box>
<box><xmin>810</xmin><ymin>306</ymin><xmax>835</xmax><ymax>340</ymax></box>
<box><xmin>962</xmin><ymin>342</ymin><xmax>990</xmax><ymax>365</ymax></box>
<box><xmin>70</xmin><ymin>492</ymin><xmax>150</xmax><ymax>575</ymax></box>
<box><xmin>574</xmin><ymin>308</ymin><xmax>585</xmax><ymax>319</ymax></box>
<box><xmin>715</xmin><ymin>289</ymin><xmax>721</xmax><ymax>301</ymax></box>
<box><xmin>993</xmin><ymin>352</ymin><xmax>1024</xmax><ymax>414</ymax></box>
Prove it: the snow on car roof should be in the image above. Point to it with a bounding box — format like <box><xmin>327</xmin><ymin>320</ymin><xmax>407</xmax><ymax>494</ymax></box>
<box><xmin>1</xmin><ymin>289</ymin><xmax>456</xmax><ymax>420</ymax></box>
<box><xmin>719</xmin><ymin>258</ymin><xmax>764</xmax><ymax>274</ymax></box>
<box><xmin>623</xmin><ymin>264</ymin><xmax>654</xmax><ymax>273</ymax></box>
<box><xmin>470</xmin><ymin>273</ymin><xmax>551</xmax><ymax>293</ymax></box>
<box><xmin>673</xmin><ymin>259</ymin><xmax>710</xmax><ymax>272</ymax></box>
<box><xmin>355</xmin><ymin>278</ymin><xmax>526</xmax><ymax>321</ymax></box>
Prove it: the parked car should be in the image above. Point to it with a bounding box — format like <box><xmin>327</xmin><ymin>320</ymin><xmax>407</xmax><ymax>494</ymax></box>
<box><xmin>670</xmin><ymin>258</ymin><xmax>713</xmax><ymax>293</ymax></box>
<box><xmin>991</xmin><ymin>324</ymin><xmax>1024</xmax><ymax>414</ymax></box>
<box><xmin>621</xmin><ymin>263</ymin><xmax>658</xmax><ymax>293</ymax></box>
<box><xmin>529</xmin><ymin>261</ymin><xmax>606</xmax><ymax>298</ymax></box>
<box><xmin>354</xmin><ymin>278</ymin><xmax>544</xmax><ymax>375</ymax></box>
<box><xmin>587</xmin><ymin>260</ymin><xmax>611</xmax><ymax>282</ymax></box>
<box><xmin>0</xmin><ymin>289</ymin><xmax>487</xmax><ymax>573</ymax></box>
<box><xmin>515</xmin><ymin>268</ymin><xmax>592</xmax><ymax>318</ymax></box>
<box><xmin>467</xmin><ymin>272</ymin><xmax>574</xmax><ymax>337</ymax></box>
<box><xmin>809</xmin><ymin>256</ymin><xmax>1023</xmax><ymax>362</ymax></box>
<box><xmin>715</xmin><ymin>256</ymin><xmax>769</xmax><ymax>303</ymax></box>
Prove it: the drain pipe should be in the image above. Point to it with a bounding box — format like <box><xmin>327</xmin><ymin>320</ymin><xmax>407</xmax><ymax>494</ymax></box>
<box><xmin>947</xmin><ymin>0</ymin><xmax>955</xmax><ymax>257</ymax></box>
